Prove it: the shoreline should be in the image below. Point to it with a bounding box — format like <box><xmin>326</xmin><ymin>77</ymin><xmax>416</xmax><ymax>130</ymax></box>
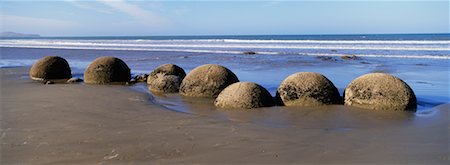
<box><xmin>1</xmin><ymin>67</ymin><xmax>449</xmax><ymax>164</ymax></box>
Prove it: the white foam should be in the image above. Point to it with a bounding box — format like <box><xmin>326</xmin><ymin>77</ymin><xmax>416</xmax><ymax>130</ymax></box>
<box><xmin>298</xmin><ymin>53</ymin><xmax>450</xmax><ymax>59</ymax></box>
<box><xmin>1</xmin><ymin>45</ymin><xmax>448</xmax><ymax>59</ymax></box>
<box><xmin>1</xmin><ymin>40</ymin><xmax>449</xmax><ymax>51</ymax></box>
<box><xmin>221</xmin><ymin>39</ymin><xmax>450</xmax><ymax>44</ymax></box>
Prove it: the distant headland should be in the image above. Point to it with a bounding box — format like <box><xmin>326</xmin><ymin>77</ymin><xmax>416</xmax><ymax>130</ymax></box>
<box><xmin>0</xmin><ymin>32</ymin><xmax>40</xmax><ymax>38</ymax></box>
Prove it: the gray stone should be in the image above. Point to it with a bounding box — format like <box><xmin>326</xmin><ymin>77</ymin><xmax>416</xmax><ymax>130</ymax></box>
<box><xmin>29</xmin><ymin>56</ymin><xmax>72</xmax><ymax>81</ymax></box>
<box><xmin>276</xmin><ymin>72</ymin><xmax>341</xmax><ymax>106</ymax></box>
<box><xmin>148</xmin><ymin>74</ymin><xmax>182</xmax><ymax>93</ymax></box>
<box><xmin>180</xmin><ymin>64</ymin><xmax>239</xmax><ymax>98</ymax></box>
<box><xmin>147</xmin><ymin>64</ymin><xmax>186</xmax><ymax>85</ymax></box>
<box><xmin>344</xmin><ymin>73</ymin><xmax>416</xmax><ymax>111</ymax></box>
<box><xmin>84</xmin><ymin>57</ymin><xmax>130</xmax><ymax>84</ymax></box>
<box><xmin>215</xmin><ymin>82</ymin><xmax>274</xmax><ymax>109</ymax></box>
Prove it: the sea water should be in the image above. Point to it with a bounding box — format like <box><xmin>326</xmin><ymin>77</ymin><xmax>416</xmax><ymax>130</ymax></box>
<box><xmin>1</xmin><ymin>34</ymin><xmax>449</xmax><ymax>111</ymax></box>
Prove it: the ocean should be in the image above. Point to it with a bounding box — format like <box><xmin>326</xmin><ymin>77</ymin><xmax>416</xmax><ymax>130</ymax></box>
<box><xmin>1</xmin><ymin>33</ymin><xmax>449</xmax><ymax>111</ymax></box>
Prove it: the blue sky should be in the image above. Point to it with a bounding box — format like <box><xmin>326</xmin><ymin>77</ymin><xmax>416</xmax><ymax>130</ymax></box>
<box><xmin>0</xmin><ymin>0</ymin><xmax>448</xmax><ymax>36</ymax></box>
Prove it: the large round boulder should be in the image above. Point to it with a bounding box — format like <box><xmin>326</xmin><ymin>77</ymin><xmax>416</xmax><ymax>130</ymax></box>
<box><xmin>180</xmin><ymin>64</ymin><xmax>239</xmax><ymax>97</ymax></box>
<box><xmin>148</xmin><ymin>74</ymin><xmax>182</xmax><ymax>93</ymax></box>
<box><xmin>215</xmin><ymin>82</ymin><xmax>274</xmax><ymax>109</ymax></box>
<box><xmin>29</xmin><ymin>56</ymin><xmax>72</xmax><ymax>81</ymax></box>
<box><xmin>276</xmin><ymin>72</ymin><xmax>341</xmax><ymax>106</ymax></box>
<box><xmin>147</xmin><ymin>64</ymin><xmax>186</xmax><ymax>85</ymax></box>
<box><xmin>344</xmin><ymin>73</ymin><xmax>416</xmax><ymax>111</ymax></box>
<box><xmin>84</xmin><ymin>57</ymin><xmax>131</xmax><ymax>84</ymax></box>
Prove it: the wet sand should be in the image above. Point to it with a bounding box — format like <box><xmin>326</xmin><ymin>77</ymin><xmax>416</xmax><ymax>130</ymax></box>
<box><xmin>1</xmin><ymin>67</ymin><xmax>449</xmax><ymax>164</ymax></box>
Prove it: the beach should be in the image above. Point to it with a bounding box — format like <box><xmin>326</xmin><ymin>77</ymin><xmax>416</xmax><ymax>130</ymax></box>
<box><xmin>1</xmin><ymin>67</ymin><xmax>449</xmax><ymax>164</ymax></box>
<box><xmin>1</xmin><ymin>34</ymin><xmax>449</xmax><ymax>164</ymax></box>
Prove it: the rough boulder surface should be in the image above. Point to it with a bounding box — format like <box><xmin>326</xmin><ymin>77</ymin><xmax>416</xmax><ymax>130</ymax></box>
<box><xmin>29</xmin><ymin>56</ymin><xmax>72</xmax><ymax>81</ymax></box>
<box><xmin>180</xmin><ymin>64</ymin><xmax>239</xmax><ymax>98</ymax></box>
<box><xmin>148</xmin><ymin>74</ymin><xmax>182</xmax><ymax>93</ymax></box>
<box><xmin>344</xmin><ymin>73</ymin><xmax>416</xmax><ymax>111</ymax></box>
<box><xmin>84</xmin><ymin>57</ymin><xmax>131</xmax><ymax>84</ymax></box>
<box><xmin>215</xmin><ymin>82</ymin><xmax>274</xmax><ymax>109</ymax></box>
<box><xmin>147</xmin><ymin>64</ymin><xmax>186</xmax><ymax>85</ymax></box>
<box><xmin>276</xmin><ymin>72</ymin><xmax>341</xmax><ymax>106</ymax></box>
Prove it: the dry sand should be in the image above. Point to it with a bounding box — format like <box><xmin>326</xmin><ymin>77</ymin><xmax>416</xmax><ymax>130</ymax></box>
<box><xmin>1</xmin><ymin>67</ymin><xmax>449</xmax><ymax>164</ymax></box>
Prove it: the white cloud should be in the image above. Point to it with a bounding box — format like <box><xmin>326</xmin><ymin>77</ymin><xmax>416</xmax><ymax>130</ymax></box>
<box><xmin>65</xmin><ymin>0</ymin><xmax>114</xmax><ymax>14</ymax></box>
<box><xmin>98</xmin><ymin>0</ymin><xmax>168</xmax><ymax>28</ymax></box>
<box><xmin>0</xmin><ymin>14</ymin><xmax>80</xmax><ymax>36</ymax></box>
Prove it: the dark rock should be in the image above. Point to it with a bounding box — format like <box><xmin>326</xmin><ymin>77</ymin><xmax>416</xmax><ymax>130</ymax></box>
<box><xmin>215</xmin><ymin>82</ymin><xmax>274</xmax><ymax>109</ymax></box>
<box><xmin>344</xmin><ymin>73</ymin><xmax>416</xmax><ymax>111</ymax></box>
<box><xmin>243</xmin><ymin>51</ymin><xmax>257</xmax><ymax>55</ymax></box>
<box><xmin>84</xmin><ymin>57</ymin><xmax>131</xmax><ymax>84</ymax></box>
<box><xmin>341</xmin><ymin>55</ymin><xmax>361</xmax><ymax>60</ymax></box>
<box><xmin>180</xmin><ymin>64</ymin><xmax>239</xmax><ymax>98</ymax></box>
<box><xmin>316</xmin><ymin>56</ymin><xmax>337</xmax><ymax>61</ymax></box>
<box><xmin>276</xmin><ymin>72</ymin><xmax>342</xmax><ymax>106</ymax></box>
<box><xmin>29</xmin><ymin>56</ymin><xmax>72</xmax><ymax>81</ymax></box>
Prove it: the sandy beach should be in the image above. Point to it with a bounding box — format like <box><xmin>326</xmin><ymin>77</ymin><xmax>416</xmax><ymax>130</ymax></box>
<box><xmin>1</xmin><ymin>67</ymin><xmax>448</xmax><ymax>164</ymax></box>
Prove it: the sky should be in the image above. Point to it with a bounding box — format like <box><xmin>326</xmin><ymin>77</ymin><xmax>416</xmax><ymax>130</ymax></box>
<box><xmin>0</xmin><ymin>0</ymin><xmax>448</xmax><ymax>36</ymax></box>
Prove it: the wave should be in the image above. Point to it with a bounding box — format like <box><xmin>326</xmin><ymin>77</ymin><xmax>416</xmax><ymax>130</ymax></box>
<box><xmin>3</xmin><ymin>39</ymin><xmax>450</xmax><ymax>44</ymax></box>
<box><xmin>1</xmin><ymin>41</ymin><xmax>449</xmax><ymax>51</ymax></box>
<box><xmin>1</xmin><ymin>45</ymin><xmax>448</xmax><ymax>59</ymax></box>
<box><xmin>220</xmin><ymin>39</ymin><xmax>450</xmax><ymax>44</ymax></box>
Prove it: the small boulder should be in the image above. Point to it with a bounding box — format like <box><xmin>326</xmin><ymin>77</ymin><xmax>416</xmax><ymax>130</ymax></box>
<box><xmin>276</xmin><ymin>72</ymin><xmax>341</xmax><ymax>106</ymax></box>
<box><xmin>66</xmin><ymin>78</ymin><xmax>83</xmax><ymax>83</ymax></box>
<box><xmin>215</xmin><ymin>82</ymin><xmax>274</xmax><ymax>109</ymax></box>
<box><xmin>316</xmin><ymin>56</ymin><xmax>337</xmax><ymax>62</ymax></box>
<box><xmin>134</xmin><ymin>74</ymin><xmax>148</xmax><ymax>82</ymax></box>
<box><xmin>344</xmin><ymin>73</ymin><xmax>416</xmax><ymax>111</ymax></box>
<box><xmin>341</xmin><ymin>55</ymin><xmax>361</xmax><ymax>60</ymax></box>
<box><xmin>243</xmin><ymin>51</ymin><xmax>257</xmax><ymax>55</ymax></box>
<box><xmin>148</xmin><ymin>74</ymin><xmax>182</xmax><ymax>93</ymax></box>
<box><xmin>147</xmin><ymin>64</ymin><xmax>186</xmax><ymax>85</ymax></box>
<box><xmin>180</xmin><ymin>64</ymin><xmax>239</xmax><ymax>97</ymax></box>
<box><xmin>84</xmin><ymin>57</ymin><xmax>131</xmax><ymax>84</ymax></box>
<box><xmin>29</xmin><ymin>56</ymin><xmax>72</xmax><ymax>81</ymax></box>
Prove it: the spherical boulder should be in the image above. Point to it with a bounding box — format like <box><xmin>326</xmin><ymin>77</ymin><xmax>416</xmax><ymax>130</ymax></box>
<box><xmin>344</xmin><ymin>73</ymin><xmax>416</xmax><ymax>111</ymax></box>
<box><xmin>84</xmin><ymin>57</ymin><xmax>131</xmax><ymax>84</ymax></box>
<box><xmin>215</xmin><ymin>82</ymin><xmax>274</xmax><ymax>109</ymax></box>
<box><xmin>147</xmin><ymin>64</ymin><xmax>186</xmax><ymax>85</ymax></box>
<box><xmin>180</xmin><ymin>64</ymin><xmax>239</xmax><ymax>97</ymax></box>
<box><xmin>29</xmin><ymin>56</ymin><xmax>72</xmax><ymax>81</ymax></box>
<box><xmin>276</xmin><ymin>72</ymin><xmax>341</xmax><ymax>106</ymax></box>
<box><xmin>148</xmin><ymin>74</ymin><xmax>182</xmax><ymax>93</ymax></box>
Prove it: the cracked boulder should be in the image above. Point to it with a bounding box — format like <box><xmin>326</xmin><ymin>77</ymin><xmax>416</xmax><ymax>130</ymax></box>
<box><xmin>344</xmin><ymin>73</ymin><xmax>416</xmax><ymax>111</ymax></box>
<box><xmin>276</xmin><ymin>72</ymin><xmax>341</xmax><ymax>106</ymax></box>
<box><xmin>84</xmin><ymin>57</ymin><xmax>131</xmax><ymax>84</ymax></box>
<box><xmin>29</xmin><ymin>56</ymin><xmax>72</xmax><ymax>81</ymax></box>
<box><xmin>180</xmin><ymin>64</ymin><xmax>239</xmax><ymax>98</ymax></box>
<box><xmin>215</xmin><ymin>82</ymin><xmax>274</xmax><ymax>109</ymax></box>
